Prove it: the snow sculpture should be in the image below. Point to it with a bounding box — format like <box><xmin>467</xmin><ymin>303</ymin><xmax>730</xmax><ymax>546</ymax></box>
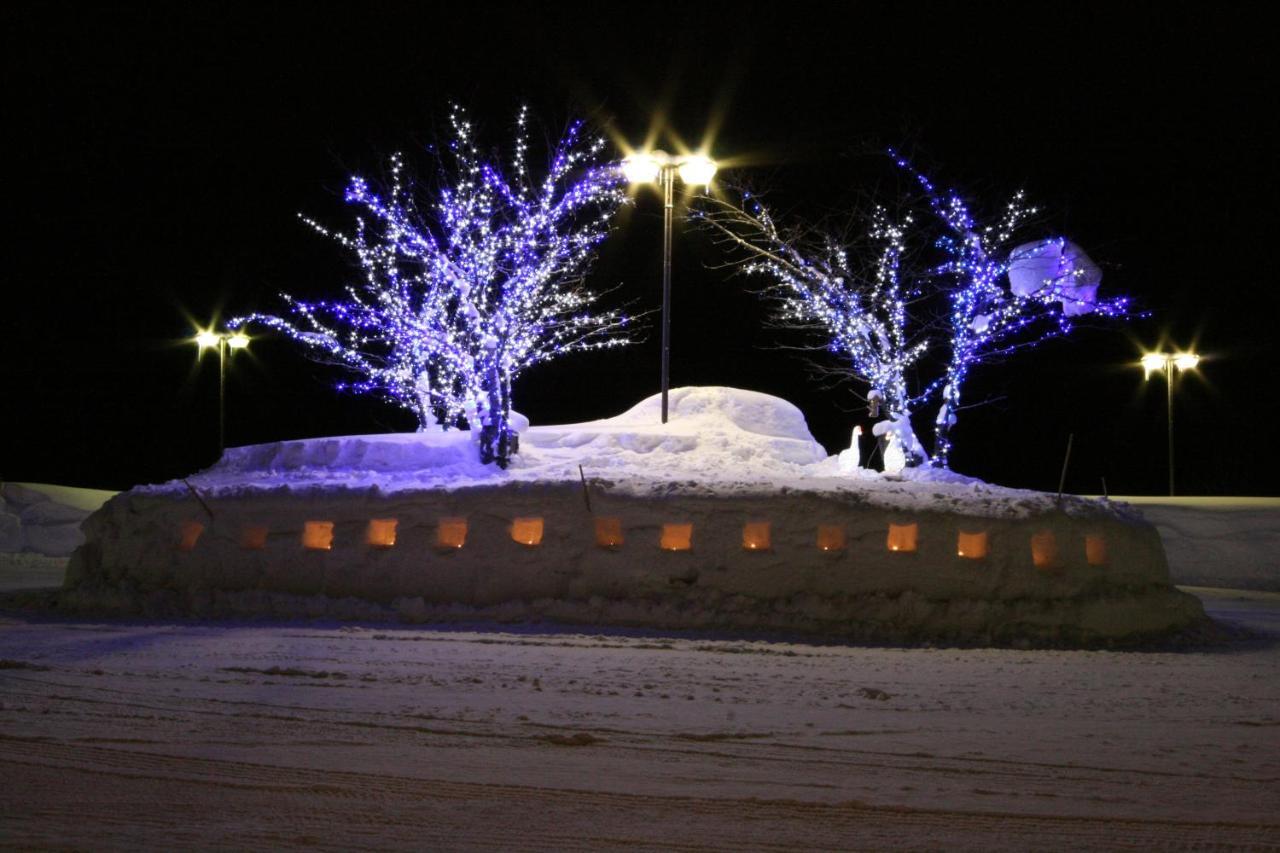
<box><xmin>836</xmin><ymin>425</ymin><xmax>862</xmax><ymax>473</ymax></box>
<box><xmin>872</xmin><ymin>413</ymin><xmax>924</xmax><ymax>476</ymax></box>
<box><xmin>882</xmin><ymin>433</ymin><xmax>906</xmax><ymax>475</ymax></box>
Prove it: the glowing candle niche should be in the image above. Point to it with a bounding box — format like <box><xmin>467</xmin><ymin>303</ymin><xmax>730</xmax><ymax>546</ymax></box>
<box><xmin>742</xmin><ymin>521</ymin><xmax>771</xmax><ymax>551</ymax></box>
<box><xmin>303</xmin><ymin>521</ymin><xmax>334</xmax><ymax>551</ymax></box>
<box><xmin>661</xmin><ymin>523</ymin><xmax>693</xmax><ymax>551</ymax></box>
<box><xmin>595</xmin><ymin>516</ymin><xmax>624</xmax><ymax>548</ymax></box>
<box><xmin>436</xmin><ymin>517</ymin><xmax>467</xmax><ymax>549</ymax></box>
<box><xmin>817</xmin><ymin>525</ymin><xmax>846</xmax><ymax>552</ymax></box>
<box><xmin>887</xmin><ymin>523</ymin><xmax>918</xmax><ymax>553</ymax></box>
<box><xmin>957</xmin><ymin>530</ymin><xmax>989</xmax><ymax>559</ymax></box>
<box><xmin>1085</xmin><ymin>534</ymin><xmax>1108</xmax><ymax>566</ymax></box>
<box><xmin>511</xmin><ymin>517</ymin><xmax>544</xmax><ymax>546</ymax></box>
<box><xmin>1030</xmin><ymin>530</ymin><xmax>1059</xmax><ymax>569</ymax></box>
<box><xmin>178</xmin><ymin>520</ymin><xmax>204</xmax><ymax>551</ymax></box>
<box><xmin>240</xmin><ymin>525</ymin><xmax>268</xmax><ymax>550</ymax></box>
<box><xmin>366</xmin><ymin>518</ymin><xmax>398</xmax><ymax>548</ymax></box>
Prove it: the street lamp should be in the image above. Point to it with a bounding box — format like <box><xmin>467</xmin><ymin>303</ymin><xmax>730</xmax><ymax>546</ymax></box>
<box><xmin>622</xmin><ymin>150</ymin><xmax>718</xmax><ymax>423</ymax></box>
<box><xmin>1141</xmin><ymin>350</ymin><xmax>1200</xmax><ymax>496</ymax></box>
<box><xmin>194</xmin><ymin>327</ymin><xmax>250</xmax><ymax>455</ymax></box>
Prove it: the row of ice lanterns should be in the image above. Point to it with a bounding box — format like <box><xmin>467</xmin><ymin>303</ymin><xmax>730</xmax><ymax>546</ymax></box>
<box><xmin>178</xmin><ymin>518</ymin><xmax>1105</xmax><ymax>568</ymax></box>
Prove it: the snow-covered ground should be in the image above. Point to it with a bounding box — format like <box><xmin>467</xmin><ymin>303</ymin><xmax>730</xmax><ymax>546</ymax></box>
<box><xmin>1</xmin><ymin>580</ymin><xmax>1277</xmax><ymax>849</ymax></box>
<box><xmin>1107</xmin><ymin>497</ymin><xmax>1280</xmax><ymax>591</ymax></box>
<box><xmin>2</xmin><ymin>502</ymin><xmax>1278</xmax><ymax>846</ymax></box>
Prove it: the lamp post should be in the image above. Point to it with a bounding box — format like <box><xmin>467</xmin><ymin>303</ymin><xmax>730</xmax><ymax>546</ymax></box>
<box><xmin>1141</xmin><ymin>351</ymin><xmax>1200</xmax><ymax>496</ymax></box>
<box><xmin>195</xmin><ymin>328</ymin><xmax>250</xmax><ymax>455</ymax></box>
<box><xmin>622</xmin><ymin>151</ymin><xmax>717</xmax><ymax>424</ymax></box>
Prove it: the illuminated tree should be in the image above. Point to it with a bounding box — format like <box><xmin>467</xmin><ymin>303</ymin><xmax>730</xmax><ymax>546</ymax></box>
<box><xmin>695</xmin><ymin>192</ymin><xmax>931</xmax><ymax>466</ymax></box>
<box><xmin>890</xmin><ymin>152</ymin><xmax>1133</xmax><ymax>468</ymax></box>
<box><xmin>236</xmin><ymin>106</ymin><xmax>631</xmax><ymax>467</ymax></box>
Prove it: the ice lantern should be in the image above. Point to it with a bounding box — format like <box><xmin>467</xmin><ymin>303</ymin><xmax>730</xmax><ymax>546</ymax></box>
<box><xmin>742</xmin><ymin>521</ymin><xmax>771</xmax><ymax>551</ymax></box>
<box><xmin>957</xmin><ymin>530</ymin><xmax>989</xmax><ymax>559</ymax></box>
<box><xmin>661</xmin><ymin>523</ymin><xmax>693</xmax><ymax>551</ymax></box>
<box><xmin>511</xmin><ymin>517</ymin><xmax>544</xmax><ymax>546</ymax></box>
<box><xmin>303</xmin><ymin>521</ymin><xmax>334</xmax><ymax>551</ymax></box>
<box><xmin>1085</xmin><ymin>534</ymin><xmax>1108</xmax><ymax>566</ymax></box>
<box><xmin>595</xmin><ymin>516</ymin><xmax>624</xmax><ymax>548</ymax></box>
<box><xmin>178</xmin><ymin>520</ymin><xmax>204</xmax><ymax>551</ymax></box>
<box><xmin>240</xmin><ymin>524</ymin><xmax>268</xmax><ymax>550</ymax></box>
<box><xmin>886</xmin><ymin>523</ymin><xmax>918</xmax><ymax>553</ymax></box>
<box><xmin>817</xmin><ymin>525</ymin><xmax>846</xmax><ymax>552</ymax></box>
<box><xmin>1031</xmin><ymin>530</ymin><xmax>1059</xmax><ymax>569</ymax></box>
<box><xmin>366</xmin><ymin>518</ymin><xmax>398</xmax><ymax>548</ymax></box>
<box><xmin>436</xmin><ymin>517</ymin><xmax>467</xmax><ymax>549</ymax></box>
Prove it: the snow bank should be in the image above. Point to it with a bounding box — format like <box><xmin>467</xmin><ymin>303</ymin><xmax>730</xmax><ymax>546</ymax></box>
<box><xmin>1112</xmin><ymin>497</ymin><xmax>1280</xmax><ymax>592</ymax></box>
<box><xmin>0</xmin><ymin>483</ymin><xmax>116</xmax><ymax>557</ymax></box>
<box><xmin>63</xmin><ymin>388</ymin><xmax>1205</xmax><ymax>644</ymax></box>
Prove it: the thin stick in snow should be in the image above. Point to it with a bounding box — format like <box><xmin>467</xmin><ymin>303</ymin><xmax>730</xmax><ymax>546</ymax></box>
<box><xmin>1057</xmin><ymin>434</ymin><xmax>1074</xmax><ymax>502</ymax></box>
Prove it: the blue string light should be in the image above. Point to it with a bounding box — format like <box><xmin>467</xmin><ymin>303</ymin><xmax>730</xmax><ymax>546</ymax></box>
<box><xmin>234</xmin><ymin>106</ymin><xmax>631</xmax><ymax>468</ymax></box>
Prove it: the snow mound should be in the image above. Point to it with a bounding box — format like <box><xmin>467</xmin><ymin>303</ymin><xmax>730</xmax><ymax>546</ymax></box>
<box><xmin>0</xmin><ymin>482</ymin><xmax>116</xmax><ymax>556</ymax></box>
<box><xmin>207</xmin><ymin>386</ymin><xmax>828</xmax><ymax>488</ymax></box>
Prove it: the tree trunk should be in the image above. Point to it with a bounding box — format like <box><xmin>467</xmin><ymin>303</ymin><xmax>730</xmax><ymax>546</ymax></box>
<box><xmin>931</xmin><ymin>376</ymin><xmax>961</xmax><ymax>469</ymax></box>
<box><xmin>478</xmin><ymin>366</ymin><xmax>517</xmax><ymax>468</ymax></box>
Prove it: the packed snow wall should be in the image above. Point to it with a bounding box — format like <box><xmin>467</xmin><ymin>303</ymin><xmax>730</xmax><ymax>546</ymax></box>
<box><xmin>63</xmin><ymin>480</ymin><xmax>1204</xmax><ymax>645</ymax></box>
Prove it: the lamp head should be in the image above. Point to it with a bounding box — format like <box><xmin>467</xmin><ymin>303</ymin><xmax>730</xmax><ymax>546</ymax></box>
<box><xmin>1173</xmin><ymin>352</ymin><xmax>1200</xmax><ymax>371</ymax></box>
<box><xmin>1141</xmin><ymin>353</ymin><xmax>1168</xmax><ymax>377</ymax></box>
<box><xmin>621</xmin><ymin>153</ymin><xmax>661</xmax><ymax>184</ymax></box>
<box><xmin>677</xmin><ymin>154</ymin><xmax>717</xmax><ymax>186</ymax></box>
<box><xmin>195</xmin><ymin>330</ymin><xmax>220</xmax><ymax>350</ymax></box>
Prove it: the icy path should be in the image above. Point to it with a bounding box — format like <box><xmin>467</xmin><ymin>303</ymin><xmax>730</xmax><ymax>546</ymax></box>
<box><xmin>1</xmin><ymin>590</ymin><xmax>1278</xmax><ymax>850</ymax></box>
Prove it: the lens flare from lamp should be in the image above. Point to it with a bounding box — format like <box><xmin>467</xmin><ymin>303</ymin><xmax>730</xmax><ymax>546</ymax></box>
<box><xmin>622</xmin><ymin>153</ymin><xmax>660</xmax><ymax>184</ymax></box>
<box><xmin>677</xmin><ymin>155</ymin><xmax>716</xmax><ymax>186</ymax></box>
<box><xmin>1140</xmin><ymin>353</ymin><xmax>1167</xmax><ymax>377</ymax></box>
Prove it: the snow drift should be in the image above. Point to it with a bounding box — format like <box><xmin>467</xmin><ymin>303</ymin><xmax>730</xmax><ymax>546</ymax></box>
<box><xmin>1</xmin><ymin>482</ymin><xmax>115</xmax><ymax>557</ymax></box>
<box><xmin>63</xmin><ymin>387</ymin><xmax>1204</xmax><ymax>644</ymax></box>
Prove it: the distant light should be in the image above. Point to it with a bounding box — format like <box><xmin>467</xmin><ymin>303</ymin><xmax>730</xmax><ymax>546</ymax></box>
<box><xmin>1141</xmin><ymin>353</ymin><xmax>1167</xmax><ymax>376</ymax></box>
<box><xmin>622</xmin><ymin>153</ymin><xmax>661</xmax><ymax>184</ymax></box>
<box><xmin>677</xmin><ymin>155</ymin><xmax>717</xmax><ymax>186</ymax></box>
<box><xmin>227</xmin><ymin>332</ymin><xmax>250</xmax><ymax>350</ymax></box>
<box><xmin>1143</xmin><ymin>351</ymin><xmax>1201</xmax><ymax>378</ymax></box>
<box><xmin>195</xmin><ymin>330</ymin><xmax>220</xmax><ymax>350</ymax></box>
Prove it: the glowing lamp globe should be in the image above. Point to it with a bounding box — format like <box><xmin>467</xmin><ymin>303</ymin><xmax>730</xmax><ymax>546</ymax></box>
<box><xmin>195</xmin><ymin>331</ymin><xmax>220</xmax><ymax>350</ymax></box>
<box><xmin>227</xmin><ymin>332</ymin><xmax>250</xmax><ymax>350</ymax></box>
<box><xmin>1141</xmin><ymin>353</ymin><xmax>1167</xmax><ymax>376</ymax></box>
<box><xmin>1174</xmin><ymin>353</ymin><xmax>1200</xmax><ymax>371</ymax></box>
<box><xmin>622</xmin><ymin>153</ymin><xmax>661</xmax><ymax>184</ymax></box>
<box><xmin>677</xmin><ymin>155</ymin><xmax>716</xmax><ymax>186</ymax></box>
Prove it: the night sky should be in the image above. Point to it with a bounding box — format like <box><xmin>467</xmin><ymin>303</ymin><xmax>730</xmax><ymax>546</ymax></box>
<box><xmin>4</xmin><ymin>4</ymin><xmax>1276</xmax><ymax>495</ymax></box>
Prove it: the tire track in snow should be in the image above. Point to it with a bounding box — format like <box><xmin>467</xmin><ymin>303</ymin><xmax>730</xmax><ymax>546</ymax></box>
<box><xmin>2</xmin><ymin>738</ymin><xmax>1277</xmax><ymax>851</ymax></box>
